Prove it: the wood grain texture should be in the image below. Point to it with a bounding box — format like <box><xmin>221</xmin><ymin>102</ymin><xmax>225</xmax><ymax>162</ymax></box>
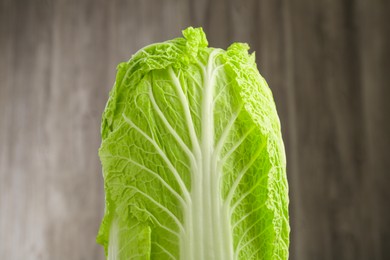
<box><xmin>0</xmin><ymin>0</ymin><xmax>388</xmax><ymax>259</ymax></box>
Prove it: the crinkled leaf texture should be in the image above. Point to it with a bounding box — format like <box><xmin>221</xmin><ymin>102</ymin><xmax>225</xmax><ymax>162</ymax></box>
<box><xmin>97</xmin><ymin>27</ymin><xmax>289</xmax><ymax>260</ymax></box>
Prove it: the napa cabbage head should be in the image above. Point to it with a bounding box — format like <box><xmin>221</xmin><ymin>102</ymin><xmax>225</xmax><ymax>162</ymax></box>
<box><xmin>97</xmin><ymin>27</ymin><xmax>289</xmax><ymax>260</ymax></box>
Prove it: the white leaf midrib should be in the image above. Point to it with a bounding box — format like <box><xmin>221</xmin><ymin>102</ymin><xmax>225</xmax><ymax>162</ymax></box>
<box><xmin>179</xmin><ymin>50</ymin><xmax>235</xmax><ymax>260</ymax></box>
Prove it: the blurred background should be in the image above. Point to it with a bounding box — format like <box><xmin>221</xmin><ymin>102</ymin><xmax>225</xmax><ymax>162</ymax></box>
<box><xmin>0</xmin><ymin>0</ymin><xmax>389</xmax><ymax>259</ymax></box>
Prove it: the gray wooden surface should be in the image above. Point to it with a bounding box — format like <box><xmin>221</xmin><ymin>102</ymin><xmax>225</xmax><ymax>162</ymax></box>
<box><xmin>0</xmin><ymin>0</ymin><xmax>389</xmax><ymax>259</ymax></box>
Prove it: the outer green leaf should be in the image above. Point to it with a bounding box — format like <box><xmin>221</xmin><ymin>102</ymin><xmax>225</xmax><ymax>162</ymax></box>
<box><xmin>97</xmin><ymin>27</ymin><xmax>289</xmax><ymax>260</ymax></box>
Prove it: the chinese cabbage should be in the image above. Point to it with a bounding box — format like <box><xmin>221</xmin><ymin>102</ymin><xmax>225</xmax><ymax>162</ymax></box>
<box><xmin>97</xmin><ymin>27</ymin><xmax>289</xmax><ymax>260</ymax></box>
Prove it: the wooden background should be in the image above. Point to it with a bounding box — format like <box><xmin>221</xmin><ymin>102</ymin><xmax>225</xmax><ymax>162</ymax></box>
<box><xmin>0</xmin><ymin>0</ymin><xmax>389</xmax><ymax>259</ymax></box>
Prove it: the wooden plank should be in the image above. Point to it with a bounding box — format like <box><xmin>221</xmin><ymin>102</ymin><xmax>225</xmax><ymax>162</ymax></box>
<box><xmin>286</xmin><ymin>0</ymin><xmax>390</xmax><ymax>259</ymax></box>
<box><xmin>357</xmin><ymin>0</ymin><xmax>390</xmax><ymax>258</ymax></box>
<box><xmin>0</xmin><ymin>0</ymin><xmax>54</xmax><ymax>259</ymax></box>
<box><xmin>43</xmin><ymin>0</ymin><xmax>108</xmax><ymax>259</ymax></box>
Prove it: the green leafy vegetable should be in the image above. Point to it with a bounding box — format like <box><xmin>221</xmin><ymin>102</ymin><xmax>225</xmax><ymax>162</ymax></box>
<box><xmin>97</xmin><ymin>27</ymin><xmax>289</xmax><ymax>260</ymax></box>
